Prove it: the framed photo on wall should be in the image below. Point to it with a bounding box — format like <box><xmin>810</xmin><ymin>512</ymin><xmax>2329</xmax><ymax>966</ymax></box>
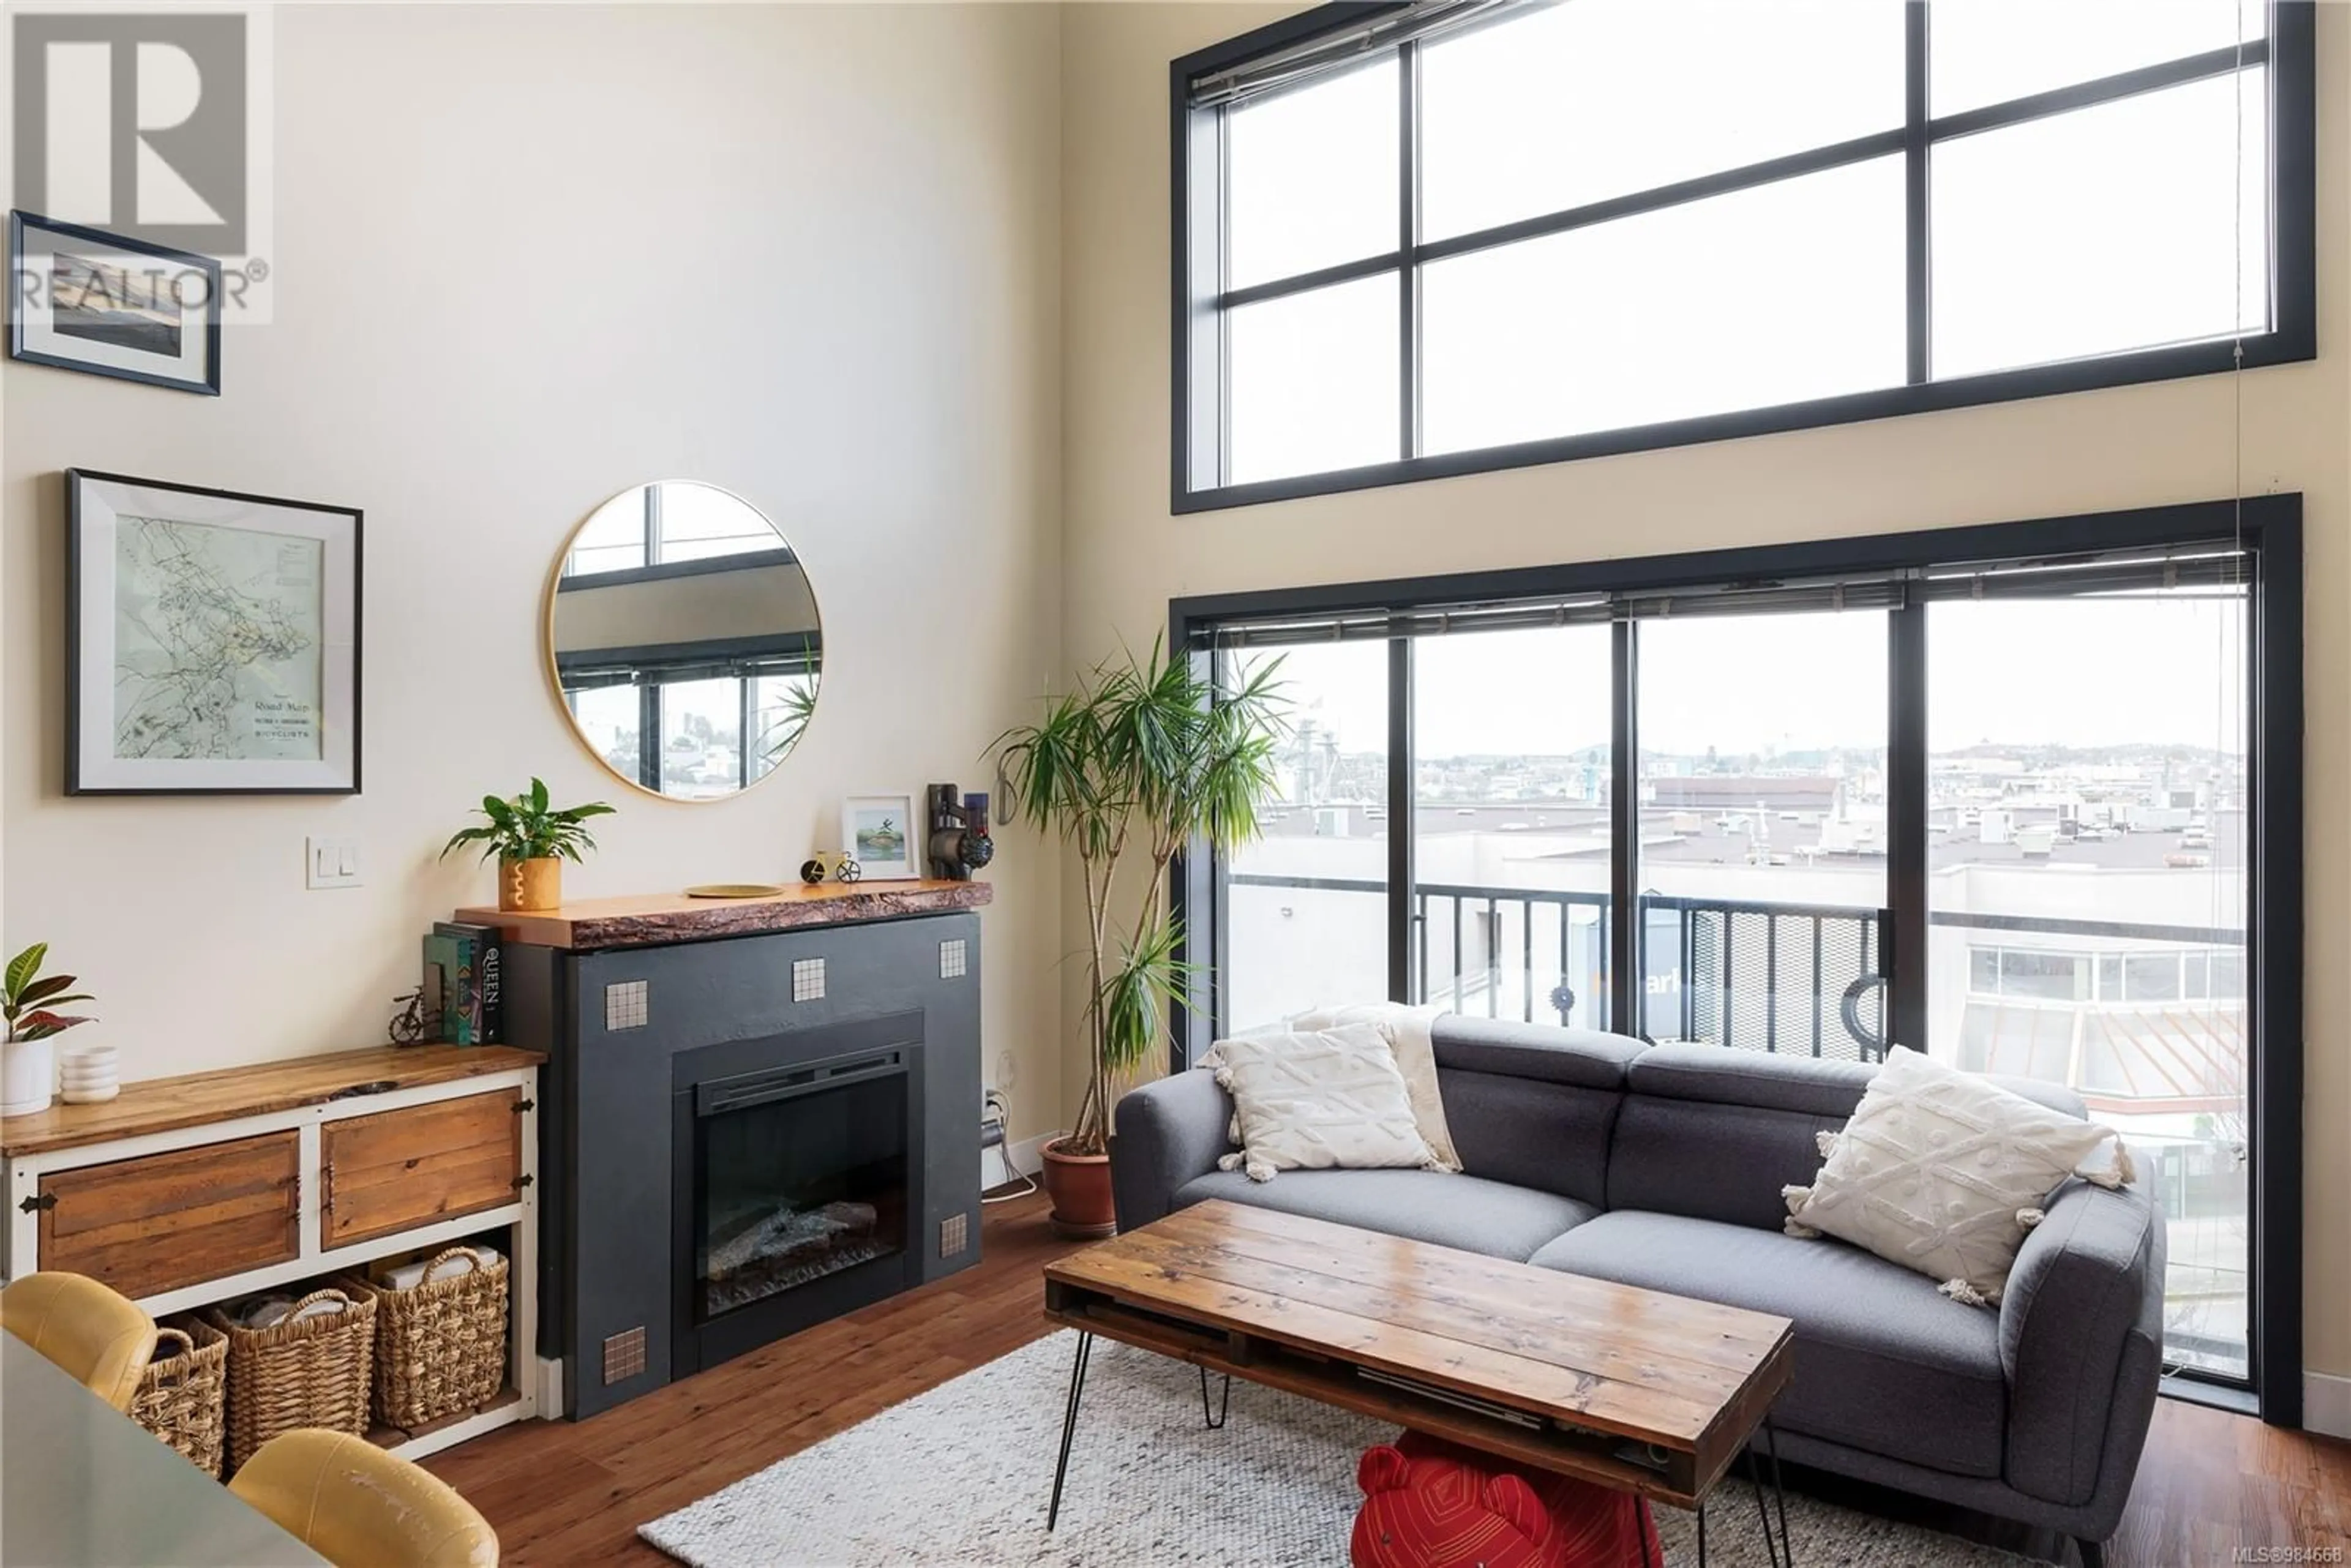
<box><xmin>67</xmin><ymin>470</ymin><xmax>362</xmax><ymax>795</ymax></box>
<box><xmin>9</xmin><ymin>213</ymin><xmax>222</xmax><ymax>396</ymax></box>
<box><xmin>841</xmin><ymin>792</ymin><xmax>920</xmax><ymax>881</ymax></box>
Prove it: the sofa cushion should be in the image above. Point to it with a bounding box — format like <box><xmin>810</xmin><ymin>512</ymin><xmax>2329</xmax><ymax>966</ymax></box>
<box><xmin>1431</xmin><ymin>1016</ymin><xmax>1644</xmax><ymax>1089</ymax></box>
<box><xmin>1436</xmin><ymin>1069</ymin><xmax>1622</xmax><ymax>1210</ymax></box>
<box><xmin>1529</xmin><ymin>1210</ymin><xmax>2007</xmax><ymax>1479</ymax></box>
<box><xmin>1607</xmin><ymin>1094</ymin><xmax>1843</xmax><ymax>1231</ymax></box>
<box><xmin>1629</xmin><ymin>1043</ymin><xmax>1875</xmax><ymax>1116</ymax></box>
<box><xmin>1172</xmin><ymin>1169</ymin><xmax>1599</xmax><ymax>1262</ymax></box>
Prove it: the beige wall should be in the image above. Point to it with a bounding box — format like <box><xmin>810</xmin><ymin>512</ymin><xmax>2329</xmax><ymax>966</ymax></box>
<box><xmin>1059</xmin><ymin>3</ymin><xmax>2351</xmax><ymax>1382</ymax></box>
<box><xmin>0</xmin><ymin>5</ymin><xmax>1066</xmax><ymax>1144</ymax></box>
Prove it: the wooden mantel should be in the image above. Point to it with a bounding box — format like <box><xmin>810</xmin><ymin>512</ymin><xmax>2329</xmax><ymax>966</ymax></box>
<box><xmin>456</xmin><ymin>879</ymin><xmax>994</xmax><ymax>952</ymax></box>
<box><xmin>0</xmin><ymin>1044</ymin><xmax>547</xmax><ymax>1158</ymax></box>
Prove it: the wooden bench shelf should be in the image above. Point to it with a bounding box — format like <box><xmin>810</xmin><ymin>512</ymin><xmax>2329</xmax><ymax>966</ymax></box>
<box><xmin>4</xmin><ymin>1043</ymin><xmax>546</xmax><ymax>1463</ymax></box>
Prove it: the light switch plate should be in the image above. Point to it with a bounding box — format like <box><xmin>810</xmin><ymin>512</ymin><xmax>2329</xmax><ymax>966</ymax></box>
<box><xmin>306</xmin><ymin>836</ymin><xmax>361</xmax><ymax>889</ymax></box>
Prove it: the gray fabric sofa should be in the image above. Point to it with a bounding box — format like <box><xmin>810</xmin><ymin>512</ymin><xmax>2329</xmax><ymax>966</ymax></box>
<box><xmin>1110</xmin><ymin>1016</ymin><xmax>2164</xmax><ymax>1562</ymax></box>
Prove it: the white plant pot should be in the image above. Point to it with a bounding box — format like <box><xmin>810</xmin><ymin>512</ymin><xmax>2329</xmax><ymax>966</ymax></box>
<box><xmin>2</xmin><ymin>1035</ymin><xmax>56</xmax><ymax>1117</ymax></box>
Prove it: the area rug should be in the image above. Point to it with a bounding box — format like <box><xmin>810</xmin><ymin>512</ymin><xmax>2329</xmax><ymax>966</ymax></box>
<box><xmin>640</xmin><ymin>1330</ymin><xmax>2023</xmax><ymax>1567</ymax></box>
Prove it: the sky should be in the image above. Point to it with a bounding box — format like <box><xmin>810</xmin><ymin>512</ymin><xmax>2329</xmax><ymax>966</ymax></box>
<box><xmin>1250</xmin><ymin>592</ymin><xmax>2248</xmax><ymax>760</ymax></box>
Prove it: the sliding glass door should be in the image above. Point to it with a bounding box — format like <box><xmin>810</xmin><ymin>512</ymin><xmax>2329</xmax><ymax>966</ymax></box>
<box><xmin>1637</xmin><ymin>611</ymin><xmax>1890</xmax><ymax>1056</ymax></box>
<box><xmin>1927</xmin><ymin>584</ymin><xmax>2252</xmax><ymax>1379</ymax></box>
<box><xmin>1176</xmin><ymin>498</ymin><xmax>2298</xmax><ymax>1411</ymax></box>
<box><xmin>1221</xmin><ymin>640</ymin><xmax>1390</xmax><ymax>1032</ymax></box>
<box><xmin>1414</xmin><ymin>626</ymin><xmax>1614</xmax><ymax>1029</ymax></box>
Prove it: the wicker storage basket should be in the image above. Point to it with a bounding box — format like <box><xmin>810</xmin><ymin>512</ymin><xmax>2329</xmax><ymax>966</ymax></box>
<box><xmin>130</xmin><ymin>1317</ymin><xmax>228</xmax><ymax>1477</ymax></box>
<box><xmin>343</xmin><ymin>1248</ymin><xmax>509</xmax><ymax>1430</ymax></box>
<box><xmin>209</xmin><ymin>1288</ymin><xmax>377</xmax><ymax>1474</ymax></box>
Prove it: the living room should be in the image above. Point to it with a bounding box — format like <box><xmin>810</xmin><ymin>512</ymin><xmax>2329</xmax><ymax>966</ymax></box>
<box><xmin>0</xmin><ymin>1</ymin><xmax>2344</xmax><ymax>1565</ymax></box>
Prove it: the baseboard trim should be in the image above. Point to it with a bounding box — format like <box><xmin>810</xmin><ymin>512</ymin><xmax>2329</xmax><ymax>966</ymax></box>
<box><xmin>2305</xmin><ymin>1370</ymin><xmax>2351</xmax><ymax>1438</ymax></box>
<box><xmin>1005</xmin><ymin>1130</ymin><xmax>1059</xmax><ymax>1179</ymax></box>
<box><xmin>981</xmin><ymin>1128</ymin><xmax>1060</xmax><ymax>1193</ymax></box>
<box><xmin>536</xmin><ymin>1355</ymin><xmax>566</xmax><ymax>1420</ymax></box>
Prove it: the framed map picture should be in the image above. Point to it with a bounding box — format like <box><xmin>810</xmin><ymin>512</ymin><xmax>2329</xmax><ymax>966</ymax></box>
<box><xmin>67</xmin><ymin>470</ymin><xmax>361</xmax><ymax>795</ymax></box>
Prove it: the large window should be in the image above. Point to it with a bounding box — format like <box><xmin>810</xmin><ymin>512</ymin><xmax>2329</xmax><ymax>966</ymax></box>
<box><xmin>1172</xmin><ymin>0</ymin><xmax>2313</xmax><ymax>510</ymax></box>
<box><xmin>1176</xmin><ymin>497</ymin><xmax>2301</xmax><ymax>1415</ymax></box>
<box><xmin>1929</xmin><ymin>584</ymin><xmax>2252</xmax><ymax>1379</ymax></box>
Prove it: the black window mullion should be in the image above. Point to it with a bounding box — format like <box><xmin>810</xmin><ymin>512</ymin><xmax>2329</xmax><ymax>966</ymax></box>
<box><xmin>638</xmin><ymin>683</ymin><xmax>662</xmax><ymax>793</ymax></box>
<box><xmin>1387</xmin><ymin>636</ymin><xmax>1415</xmax><ymax>1003</ymax></box>
<box><xmin>738</xmin><ymin>677</ymin><xmax>754</xmax><ymax>790</ymax></box>
<box><xmin>1397</xmin><ymin>39</ymin><xmax>1420</xmax><ymax>462</ymax></box>
<box><xmin>1888</xmin><ymin>591</ymin><xmax>1930</xmax><ymax>1052</ymax></box>
<box><xmin>1905</xmin><ymin>0</ymin><xmax>1930</xmax><ymax>384</ymax></box>
<box><xmin>1608</xmin><ymin>619</ymin><xmax>1640</xmax><ymax>1035</ymax></box>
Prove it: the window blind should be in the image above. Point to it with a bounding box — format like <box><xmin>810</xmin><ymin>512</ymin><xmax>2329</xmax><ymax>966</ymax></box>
<box><xmin>1196</xmin><ymin>543</ymin><xmax>2248</xmax><ymax>648</ymax></box>
<box><xmin>1185</xmin><ymin>0</ymin><xmax>1527</xmax><ymax>110</ymax></box>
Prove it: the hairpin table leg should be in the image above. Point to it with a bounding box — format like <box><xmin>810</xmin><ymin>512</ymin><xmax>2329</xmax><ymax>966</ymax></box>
<box><xmin>1764</xmin><ymin>1417</ymin><xmax>1793</xmax><ymax>1565</ymax></box>
<box><xmin>1199</xmin><ymin>1364</ymin><xmax>1231</xmax><ymax>1430</ymax></box>
<box><xmin>1045</xmin><ymin>1332</ymin><xmax>1093</xmax><ymax>1532</ymax></box>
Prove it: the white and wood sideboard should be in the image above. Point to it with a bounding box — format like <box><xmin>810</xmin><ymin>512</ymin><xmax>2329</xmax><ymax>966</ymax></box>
<box><xmin>1</xmin><ymin>1044</ymin><xmax>546</xmax><ymax>1460</ymax></box>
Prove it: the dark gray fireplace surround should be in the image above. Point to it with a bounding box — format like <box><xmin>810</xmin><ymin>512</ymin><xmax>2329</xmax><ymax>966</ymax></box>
<box><xmin>508</xmin><ymin>907</ymin><xmax>983</xmax><ymax>1419</ymax></box>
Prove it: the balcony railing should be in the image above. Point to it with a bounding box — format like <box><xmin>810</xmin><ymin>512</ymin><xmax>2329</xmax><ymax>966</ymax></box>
<box><xmin>1226</xmin><ymin>872</ymin><xmax>2244</xmax><ymax>1065</ymax></box>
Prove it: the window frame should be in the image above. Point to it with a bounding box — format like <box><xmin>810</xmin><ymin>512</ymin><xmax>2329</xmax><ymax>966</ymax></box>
<box><xmin>1169</xmin><ymin>1</ymin><xmax>2317</xmax><ymax>513</ymax></box>
<box><xmin>1168</xmin><ymin>492</ymin><xmax>2303</xmax><ymax>1422</ymax></box>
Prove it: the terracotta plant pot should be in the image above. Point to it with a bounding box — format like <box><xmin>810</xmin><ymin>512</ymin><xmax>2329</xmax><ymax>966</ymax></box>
<box><xmin>500</xmin><ymin>856</ymin><xmax>564</xmax><ymax>912</ymax></box>
<box><xmin>1040</xmin><ymin>1138</ymin><xmax>1117</xmax><ymax>1239</ymax></box>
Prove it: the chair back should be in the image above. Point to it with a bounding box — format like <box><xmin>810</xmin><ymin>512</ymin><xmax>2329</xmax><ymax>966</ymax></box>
<box><xmin>1</xmin><ymin>1270</ymin><xmax>158</xmax><ymax>1412</ymax></box>
<box><xmin>230</xmin><ymin>1429</ymin><xmax>499</xmax><ymax>1568</ymax></box>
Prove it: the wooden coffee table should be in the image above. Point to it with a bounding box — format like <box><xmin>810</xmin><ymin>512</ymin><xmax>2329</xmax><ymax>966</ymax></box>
<box><xmin>1042</xmin><ymin>1199</ymin><xmax>1798</xmax><ymax>1562</ymax></box>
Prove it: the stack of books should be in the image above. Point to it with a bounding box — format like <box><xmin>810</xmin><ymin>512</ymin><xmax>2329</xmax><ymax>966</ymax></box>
<box><xmin>422</xmin><ymin>920</ymin><xmax>503</xmax><ymax>1045</ymax></box>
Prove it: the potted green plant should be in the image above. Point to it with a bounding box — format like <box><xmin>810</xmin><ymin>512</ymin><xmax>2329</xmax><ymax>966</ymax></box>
<box><xmin>441</xmin><ymin>778</ymin><xmax>615</xmax><ymax>912</ymax></box>
<box><xmin>1</xmin><ymin>943</ymin><xmax>96</xmax><ymax>1117</ymax></box>
<box><xmin>994</xmin><ymin>640</ymin><xmax>1286</xmax><ymax>1236</ymax></box>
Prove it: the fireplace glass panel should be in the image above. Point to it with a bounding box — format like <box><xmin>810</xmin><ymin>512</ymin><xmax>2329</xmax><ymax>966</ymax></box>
<box><xmin>694</xmin><ymin>1071</ymin><xmax>908</xmax><ymax>1321</ymax></box>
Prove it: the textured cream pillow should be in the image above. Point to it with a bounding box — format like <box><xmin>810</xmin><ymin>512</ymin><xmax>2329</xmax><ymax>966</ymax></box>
<box><xmin>1286</xmin><ymin>1003</ymin><xmax>1461</xmax><ymax>1173</ymax></box>
<box><xmin>1210</xmin><ymin>1024</ymin><xmax>1439</xmax><ymax>1183</ymax></box>
<box><xmin>1783</xmin><ymin>1046</ymin><xmax>2135</xmax><ymax>1306</ymax></box>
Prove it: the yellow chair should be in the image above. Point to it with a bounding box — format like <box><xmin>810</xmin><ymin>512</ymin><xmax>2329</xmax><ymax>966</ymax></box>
<box><xmin>1</xmin><ymin>1270</ymin><xmax>158</xmax><ymax>1412</ymax></box>
<box><xmin>230</xmin><ymin>1429</ymin><xmax>499</xmax><ymax>1568</ymax></box>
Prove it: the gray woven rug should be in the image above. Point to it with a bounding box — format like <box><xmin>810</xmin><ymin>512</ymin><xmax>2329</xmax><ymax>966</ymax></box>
<box><xmin>641</xmin><ymin>1330</ymin><xmax>2023</xmax><ymax>1567</ymax></box>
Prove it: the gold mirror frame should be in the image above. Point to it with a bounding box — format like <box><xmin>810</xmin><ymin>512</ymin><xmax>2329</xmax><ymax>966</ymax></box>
<box><xmin>542</xmin><ymin>481</ymin><xmax>822</xmax><ymax>803</ymax></box>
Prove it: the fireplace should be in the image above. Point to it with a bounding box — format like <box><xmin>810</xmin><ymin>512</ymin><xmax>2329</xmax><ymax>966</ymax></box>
<box><xmin>668</xmin><ymin>1022</ymin><xmax>926</xmax><ymax>1378</ymax></box>
<box><xmin>517</xmin><ymin>903</ymin><xmax>984</xmax><ymax>1419</ymax></box>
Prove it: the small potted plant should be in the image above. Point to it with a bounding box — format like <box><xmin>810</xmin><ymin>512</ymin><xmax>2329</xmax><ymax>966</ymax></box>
<box><xmin>441</xmin><ymin>778</ymin><xmax>615</xmax><ymax>912</ymax></box>
<box><xmin>1</xmin><ymin>943</ymin><xmax>96</xmax><ymax>1117</ymax></box>
<box><xmin>993</xmin><ymin>640</ymin><xmax>1286</xmax><ymax>1236</ymax></box>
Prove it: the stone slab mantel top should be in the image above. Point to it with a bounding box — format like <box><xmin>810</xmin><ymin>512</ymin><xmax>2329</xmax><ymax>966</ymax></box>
<box><xmin>454</xmin><ymin>879</ymin><xmax>994</xmax><ymax>952</ymax></box>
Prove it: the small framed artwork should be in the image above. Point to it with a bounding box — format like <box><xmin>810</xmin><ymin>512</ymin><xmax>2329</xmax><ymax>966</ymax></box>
<box><xmin>9</xmin><ymin>213</ymin><xmax>222</xmax><ymax>395</ymax></box>
<box><xmin>841</xmin><ymin>792</ymin><xmax>921</xmax><ymax>881</ymax></box>
<box><xmin>67</xmin><ymin>469</ymin><xmax>362</xmax><ymax>795</ymax></box>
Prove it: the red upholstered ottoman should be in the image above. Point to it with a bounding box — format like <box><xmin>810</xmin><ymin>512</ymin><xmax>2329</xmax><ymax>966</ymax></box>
<box><xmin>1351</xmin><ymin>1431</ymin><xmax>1663</xmax><ymax>1568</ymax></box>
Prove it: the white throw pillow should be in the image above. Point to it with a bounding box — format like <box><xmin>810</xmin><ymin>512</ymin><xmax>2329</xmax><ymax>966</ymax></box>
<box><xmin>1210</xmin><ymin>1024</ymin><xmax>1439</xmax><ymax>1183</ymax></box>
<box><xmin>1286</xmin><ymin>1003</ymin><xmax>1461</xmax><ymax>1174</ymax></box>
<box><xmin>1783</xmin><ymin>1046</ymin><xmax>2135</xmax><ymax>1307</ymax></box>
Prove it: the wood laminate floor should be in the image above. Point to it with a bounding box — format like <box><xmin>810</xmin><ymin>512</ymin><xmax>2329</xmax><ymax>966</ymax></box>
<box><xmin>429</xmin><ymin>1192</ymin><xmax>2351</xmax><ymax>1567</ymax></box>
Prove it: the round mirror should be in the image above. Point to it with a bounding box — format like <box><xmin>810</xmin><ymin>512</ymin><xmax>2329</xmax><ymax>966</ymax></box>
<box><xmin>546</xmin><ymin>482</ymin><xmax>820</xmax><ymax>801</ymax></box>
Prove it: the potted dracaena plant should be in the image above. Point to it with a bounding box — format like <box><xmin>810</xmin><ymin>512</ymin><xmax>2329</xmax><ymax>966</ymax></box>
<box><xmin>993</xmin><ymin>639</ymin><xmax>1286</xmax><ymax>1236</ymax></box>
<box><xmin>441</xmin><ymin>778</ymin><xmax>615</xmax><ymax>912</ymax></box>
<box><xmin>1</xmin><ymin>943</ymin><xmax>96</xmax><ymax>1117</ymax></box>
